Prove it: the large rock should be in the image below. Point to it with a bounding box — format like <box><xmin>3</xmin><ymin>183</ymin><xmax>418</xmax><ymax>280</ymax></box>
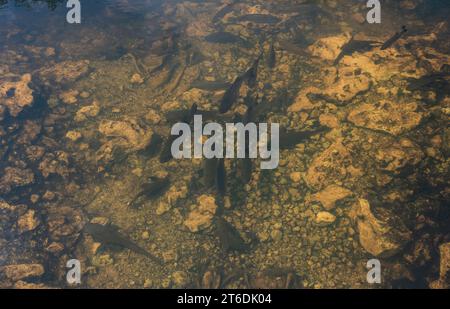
<box><xmin>184</xmin><ymin>195</ymin><xmax>217</xmax><ymax>232</ymax></box>
<box><xmin>310</xmin><ymin>185</ymin><xmax>353</xmax><ymax>210</ymax></box>
<box><xmin>0</xmin><ymin>264</ymin><xmax>44</xmax><ymax>281</ymax></box>
<box><xmin>0</xmin><ymin>167</ymin><xmax>35</xmax><ymax>195</ymax></box>
<box><xmin>305</xmin><ymin>139</ymin><xmax>362</xmax><ymax>190</ymax></box>
<box><xmin>46</xmin><ymin>206</ymin><xmax>84</xmax><ymax>241</ymax></box>
<box><xmin>98</xmin><ymin>119</ymin><xmax>153</xmax><ymax>151</ymax></box>
<box><xmin>38</xmin><ymin>151</ymin><xmax>72</xmax><ymax>179</ymax></box>
<box><xmin>308</xmin><ymin>33</ymin><xmax>351</xmax><ymax>62</ymax></box>
<box><xmin>348</xmin><ymin>100</ymin><xmax>423</xmax><ymax>136</ymax></box>
<box><xmin>321</xmin><ymin>66</ymin><xmax>371</xmax><ymax>104</ymax></box>
<box><xmin>17</xmin><ymin>209</ymin><xmax>40</xmax><ymax>234</ymax></box>
<box><xmin>430</xmin><ymin>242</ymin><xmax>450</xmax><ymax>289</ymax></box>
<box><xmin>38</xmin><ymin>60</ymin><xmax>90</xmax><ymax>86</ymax></box>
<box><xmin>0</xmin><ymin>74</ymin><xmax>34</xmax><ymax>117</ymax></box>
<box><xmin>349</xmin><ymin>199</ymin><xmax>411</xmax><ymax>258</ymax></box>
<box><xmin>374</xmin><ymin>138</ymin><xmax>424</xmax><ymax>173</ymax></box>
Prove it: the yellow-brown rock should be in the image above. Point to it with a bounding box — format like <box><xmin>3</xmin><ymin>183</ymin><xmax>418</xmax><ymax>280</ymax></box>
<box><xmin>348</xmin><ymin>101</ymin><xmax>422</xmax><ymax>136</ymax></box>
<box><xmin>184</xmin><ymin>195</ymin><xmax>217</xmax><ymax>232</ymax></box>
<box><xmin>0</xmin><ymin>74</ymin><xmax>34</xmax><ymax>117</ymax></box>
<box><xmin>98</xmin><ymin>119</ymin><xmax>153</xmax><ymax>151</ymax></box>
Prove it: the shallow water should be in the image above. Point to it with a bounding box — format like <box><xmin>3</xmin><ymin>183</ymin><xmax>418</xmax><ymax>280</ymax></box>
<box><xmin>0</xmin><ymin>0</ymin><xmax>449</xmax><ymax>289</ymax></box>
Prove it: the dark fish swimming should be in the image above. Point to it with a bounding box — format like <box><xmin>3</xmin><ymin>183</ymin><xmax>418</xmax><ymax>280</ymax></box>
<box><xmin>406</xmin><ymin>73</ymin><xmax>449</xmax><ymax>92</ymax></box>
<box><xmin>128</xmin><ymin>176</ymin><xmax>170</xmax><ymax>208</ymax></box>
<box><xmin>219</xmin><ymin>55</ymin><xmax>262</xmax><ymax>113</ymax></box>
<box><xmin>202</xmin><ymin>157</ymin><xmax>218</xmax><ymax>189</ymax></box>
<box><xmin>204</xmin><ymin>31</ymin><xmax>250</xmax><ymax>47</ymax></box>
<box><xmin>219</xmin><ymin>75</ymin><xmax>245</xmax><ymax>114</ymax></box>
<box><xmin>160</xmin><ymin>103</ymin><xmax>198</xmax><ymax>163</ymax></box>
<box><xmin>333</xmin><ymin>37</ymin><xmax>379</xmax><ymax>65</ymax></box>
<box><xmin>164</xmin><ymin>103</ymin><xmax>198</xmax><ymax>124</ymax></box>
<box><xmin>159</xmin><ymin>133</ymin><xmax>178</xmax><ymax>163</ymax></box>
<box><xmin>215</xmin><ymin>217</ymin><xmax>248</xmax><ymax>252</ymax></box>
<box><xmin>279</xmin><ymin>127</ymin><xmax>330</xmax><ymax>150</ymax></box>
<box><xmin>381</xmin><ymin>26</ymin><xmax>408</xmax><ymax>50</ymax></box>
<box><xmin>216</xmin><ymin>158</ymin><xmax>226</xmax><ymax>196</ymax></box>
<box><xmin>139</xmin><ymin>133</ymin><xmax>163</xmax><ymax>157</ymax></box>
<box><xmin>236</xmin><ymin>14</ymin><xmax>281</xmax><ymax>24</ymax></box>
<box><xmin>239</xmin><ymin>158</ymin><xmax>252</xmax><ymax>184</ymax></box>
<box><xmin>212</xmin><ymin>1</ymin><xmax>237</xmax><ymax>23</ymax></box>
<box><xmin>278</xmin><ymin>40</ymin><xmax>309</xmax><ymax>56</ymax></box>
<box><xmin>83</xmin><ymin>223</ymin><xmax>163</xmax><ymax>264</ymax></box>
<box><xmin>244</xmin><ymin>54</ymin><xmax>262</xmax><ymax>89</ymax></box>
<box><xmin>190</xmin><ymin>80</ymin><xmax>231</xmax><ymax>91</ymax></box>
<box><xmin>267</xmin><ymin>41</ymin><xmax>276</xmax><ymax>69</ymax></box>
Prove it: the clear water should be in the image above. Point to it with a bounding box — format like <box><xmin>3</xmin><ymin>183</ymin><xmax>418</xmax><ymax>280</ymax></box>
<box><xmin>0</xmin><ymin>0</ymin><xmax>449</xmax><ymax>289</ymax></box>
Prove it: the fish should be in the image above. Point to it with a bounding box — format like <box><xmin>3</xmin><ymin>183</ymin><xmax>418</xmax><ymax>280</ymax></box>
<box><xmin>159</xmin><ymin>133</ymin><xmax>178</xmax><ymax>163</ymax></box>
<box><xmin>278</xmin><ymin>40</ymin><xmax>309</xmax><ymax>56</ymax></box>
<box><xmin>244</xmin><ymin>54</ymin><xmax>262</xmax><ymax>89</ymax></box>
<box><xmin>238</xmin><ymin>158</ymin><xmax>252</xmax><ymax>184</ymax></box>
<box><xmin>406</xmin><ymin>73</ymin><xmax>449</xmax><ymax>92</ymax></box>
<box><xmin>215</xmin><ymin>217</ymin><xmax>248</xmax><ymax>252</ymax></box>
<box><xmin>128</xmin><ymin>176</ymin><xmax>170</xmax><ymax>208</ymax></box>
<box><xmin>219</xmin><ymin>75</ymin><xmax>245</xmax><ymax>114</ymax></box>
<box><xmin>158</xmin><ymin>62</ymin><xmax>181</xmax><ymax>88</ymax></box>
<box><xmin>236</xmin><ymin>14</ymin><xmax>281</xmax><ymax>24</ymax></box>
<box><xmin>216</xmin><ymin>158</ymin><xmax>226</xmax><ymax>196</ymax></box>
<box><xmin>219</xmin><ymin>55</ymin><xmax>262</xmax><ymax>113</ymax></box>
<box><xmin>202</xmin><ymin>158</ymin><xmax>218</xmax><ymax>189</ymax></box>
<box><xmin>333</xmin><ymin>37</ymin><xmax>380</xmax><ymax>65</ymax></box>
<box><xmin>204</xmin><ymin>32</ymin><xmax>251</xmax><ymax>47</ymax></box>
<box><xmin>267</xmin><ymin>41</ymin><xmax>276</xmax><ymax>69</ymax></box>
<box><xmin>381</xmin><ymin>26</ymin><xmax>408</xmax><ymax>50</ymax></box>
<box><xmin>160</xmin><ymin>103</ymin><xmax>198</xmax><ymax>162</ymax></box>
<box><xmin>139</xmin><ymin>133</ymin><xmax>163</xmax><ymax>157</ymax></box>
<box><xmin>83</xmin><ymin>223</ymin><xmax>163</xmax><ymax>264</ymax></box>
<box><xmin>165</xmin><ymin>106</ymin><xmax>234</xmax><ymax>126</ymax></box>
<box><xmin>212</xmin><ymin>1</ymin><xmax>237</xmax><ymax>23</ymax></box>
<box><xmin>279</xmin><ymin>127</ymin><xmax>330</xmax><ymax>150</ymax></box>
<box><xmin>190</xmin><ymin>80</ymin><xmax>231</xmax><ymax>91</ymax></box>
<box><xmin>164</xmin><ymin>103</ymin><xmax>198</xmax><ymax>124</ymax></box>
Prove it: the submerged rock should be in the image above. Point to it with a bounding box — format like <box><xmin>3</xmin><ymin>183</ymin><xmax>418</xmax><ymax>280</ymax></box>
<box><xmin>0</xmin><ymin>264</ymin><xmax>44</xmax><ymax>281</ymax></box>
<box><xmin>17</xmin><ymin>209</ymin><xmax>40</xmax><ymax>234</ymax></box>
<box><xmin>74</xmin><ymin>101</ymin><xmax>100</xmax><ymax>122</ymax></box>
<box><xmin>98</xmin><ymin>119</ymin><xmax>153</xmax><ymax>151</ymax></box>
<box><xmin>0</xmin><ymin>74</ymin><xmax>34</xmax><ymax>117</ymax></box>
<box><xmin>315</xmin><ymin>211</ymin><xmax>336</xmax><ymax>226</ymax></box>
<box><xmin>38</xmin><ymin>151</ymin><xmax>72</xmax><ymax>179</ymax></box>
<box><xmin>321</xmin><ymin>66</ymin><xmax>371</xmax><ymax>103</ymax></box>
<box><xmin>46</xmin><ymin>206</ymin><xmax>84</xmax><ymax>241</ymax></box>
<box><xmin>305</xmin><ymin>140</ymin><xmax>361</xmax><ymax>190</ymax></box>
<box><xmin>348</xmin><ymin>101</ymin><xmax>423</xmax><ymax>136</ymax></box>
<box><xmin>310</xmin><ymin>185</ymin><xmax>353</xmax><ymax>210</ymax></box>
<box><xmin>184</xmin><ymin>195</ymin><xmax>217</xmax><ymax>233</ymax></box>
<box><xmin>38</xmin><ymin>60</ymin><xmax>90</xmax><ymax>86</ymax></box>
<box><xmin>430</xmin><ymin>242</ymin><xmax>450</xmax><ymax>289</ymax></box>
<box><xmin>308</xmin><ymin>34</ymin><xmax>351</xmax><ymax>62</ymax></box>
<box><xmin>349</xmin><ymin>199</ymin><xmax>411</xmax><ymax>258</ymax></box>
<box><xmin>374</xmin><ymin>138</ymin><xmax>424</xmax><ymax>173</ymax></box>
<box><xmin>0</xmin><ymin>167</ymin><xmax>35</xmax><ymax>195</ymax></box>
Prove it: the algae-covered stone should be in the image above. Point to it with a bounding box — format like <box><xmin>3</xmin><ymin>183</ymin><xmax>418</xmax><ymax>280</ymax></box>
<box><xmin>98</xmin><ymin>119</ymin><xmax>153</xmax><ymax>151</ymax></box>
<box><xmin>0</xmin><ymin>74</ymin><xmax>34</xmax><ymax>117</ymax></box>
<box><xmin>315</xmin><ymin>211</ymin><xmax>336</xmax><ymax>225</ymax></box>
<box><xmin>349</xmin><ymin>199</ymin><xmax>411</xmax><ymax>258</ymax></box>
<box><xmin>1</xmin><ymin>264</ymin><xmax>44</xmax><ymax>281</ymax></box>
<box><xmin>17</xmin><ymin>209</ymin><xmax>40</xmax><ymax>233</ymax></box>
<box><xmin>348</xmin><ymin>101</ymin><xmax>422</xmax><ymax>136</ymax></box>
<box><xmin>184</xmin><ymin>195</ymin><xmax>217</xmax><ymax>232</ymax></box>
<box><xmin>310</xmin><ymin>185</ymin><xmax>353</xmax><ymax>210</ymax></box>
